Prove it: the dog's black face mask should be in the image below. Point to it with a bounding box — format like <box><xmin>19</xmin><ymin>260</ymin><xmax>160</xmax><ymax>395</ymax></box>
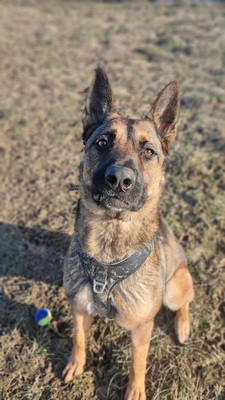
<box><xmin>81</xmin><ymin>121</ymin><xmax>147</xmax><ymax>212</ymax></box>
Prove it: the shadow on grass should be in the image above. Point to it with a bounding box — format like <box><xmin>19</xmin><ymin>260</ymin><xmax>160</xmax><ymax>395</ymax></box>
<box><xmin>0</xmin><ymin>222</ymin><xmax>72</xmax><ymax>389</ymax></box>
<box><xmin>0</xmin><ymin>221</ymin><xmax>70</xmax><ymax>284</ymax></box>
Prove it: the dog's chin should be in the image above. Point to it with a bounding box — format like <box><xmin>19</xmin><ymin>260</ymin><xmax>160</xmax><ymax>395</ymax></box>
<box><xmin>92</xmin><ymin>192</ymin><xmax>142</xmax><ymax>212</ymax></box>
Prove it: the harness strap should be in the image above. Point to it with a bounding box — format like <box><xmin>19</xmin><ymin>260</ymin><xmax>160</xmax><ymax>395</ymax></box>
<box><xmin>76</xmin><ymin>237</ymin><xmax>154</xmax><ymax>318</ymax></box>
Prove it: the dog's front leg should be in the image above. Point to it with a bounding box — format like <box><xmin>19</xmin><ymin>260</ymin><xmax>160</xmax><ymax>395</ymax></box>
<box><xmin>63</xmin><ymin>310</ymin><xmax>94</xmax><ymax>383</ymax></box>
<box><xmin>125</xmin><ymin>319</ymin><xmax>154</xmax><ymax>400</ymax></box>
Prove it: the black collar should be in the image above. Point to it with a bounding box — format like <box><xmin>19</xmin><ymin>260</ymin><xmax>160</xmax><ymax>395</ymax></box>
<box><xmin>76</xmin><ymin>237</ymin><xmax>154</xmax><ymax>318</ymax></box>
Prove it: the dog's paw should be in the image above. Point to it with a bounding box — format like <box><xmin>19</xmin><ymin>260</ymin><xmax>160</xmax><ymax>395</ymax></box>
<box><xmin>62</xmin><ymin>355</ymin><xmax>84</xmax><ymax>383</ymax></box>
<box><xmin>125</xmin><ymin>383</ymin><xmax>146</xmax><ymax>400</ymax></box>
<box><xmin>174</xmin><ymin>309</ymin><xmax>190</xmax><ymax>344</ymax></box>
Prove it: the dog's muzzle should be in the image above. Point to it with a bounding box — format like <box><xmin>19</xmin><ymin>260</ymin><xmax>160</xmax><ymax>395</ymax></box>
<box><xmin>91</xmin><ymin>163</ymin><xmax>144</xmax><ymax>212</ymax></box>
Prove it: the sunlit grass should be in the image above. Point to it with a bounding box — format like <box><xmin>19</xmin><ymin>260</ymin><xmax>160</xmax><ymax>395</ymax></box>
<box><xmin>0</xmin><ymin>1</ymin><xmax>224</xmax><ymax>399</ymax></box>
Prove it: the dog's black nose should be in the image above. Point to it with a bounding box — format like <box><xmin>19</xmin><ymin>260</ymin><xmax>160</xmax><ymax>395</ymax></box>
<box><xmin>105</xmin><ymin>166</ymin><xmax>135</xmax><ymax>192</ymax></box>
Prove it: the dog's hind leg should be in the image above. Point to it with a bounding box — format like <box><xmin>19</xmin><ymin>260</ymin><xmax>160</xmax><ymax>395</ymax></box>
<box><xmin>62</xmin><ymin>310</ymin><xmax>94</xmax><ymax>383</ymax></box>
<box><xmin>163</xmin><ymin>266</ymin><xmax>194</xmax><ymax>344</ymax></box>
<box><xmin>125</xmin><ymin>319</ymin><xmax>154</xmax><ymax>400</ymax></box>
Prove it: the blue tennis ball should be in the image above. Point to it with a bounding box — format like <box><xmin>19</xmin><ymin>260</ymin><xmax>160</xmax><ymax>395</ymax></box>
<box><xmin>35</xmin><ymin>308</ymin><xmax>52</xmax><ymax>326</ymax></box>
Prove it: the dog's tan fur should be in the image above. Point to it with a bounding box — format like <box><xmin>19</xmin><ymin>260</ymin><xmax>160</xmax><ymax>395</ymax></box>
<box><xmin>63</xmin><ymin>68</ymin><xmax>194</xmax><ymax>400</ymax></box>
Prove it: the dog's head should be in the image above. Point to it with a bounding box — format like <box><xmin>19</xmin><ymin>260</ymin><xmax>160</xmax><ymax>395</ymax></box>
<box><xmin>80</xmin><ymin>68</ymin><xmax>180</xmax><ymax>213</ymax></box>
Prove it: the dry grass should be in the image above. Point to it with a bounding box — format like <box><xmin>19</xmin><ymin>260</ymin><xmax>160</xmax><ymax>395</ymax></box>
<box><xmin>0</xmin><ymin>1</ymin><xmax>225</xmax><ymax>399</ymax></box>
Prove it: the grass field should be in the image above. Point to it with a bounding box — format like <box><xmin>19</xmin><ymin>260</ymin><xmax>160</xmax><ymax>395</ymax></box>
<box><xmin>0</xmin><ymin>1</ymin><xmax>225</xmax><ymax>399</ymax></box>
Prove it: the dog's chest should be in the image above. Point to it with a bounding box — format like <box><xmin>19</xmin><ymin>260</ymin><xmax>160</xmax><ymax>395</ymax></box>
<box><xmin>64</xmin><ymin>233</ymin><xmax>164</xmax><ymax>326</ymax></box>
<box><xmin>72</xmin><ymin>236</ymin><xmax>155</xmax><ymax>318</ymax></box>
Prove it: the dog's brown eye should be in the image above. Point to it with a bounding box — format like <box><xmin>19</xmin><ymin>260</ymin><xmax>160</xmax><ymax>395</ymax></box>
<box><xmin>96</xmin><ymin>138</ymin><xmax>108</xmax><ymax>148</ymax></box>
<box><xmin>143</xmin><ymin>148</ymin><xmax>154</xmax><ymax>158</ymax></box>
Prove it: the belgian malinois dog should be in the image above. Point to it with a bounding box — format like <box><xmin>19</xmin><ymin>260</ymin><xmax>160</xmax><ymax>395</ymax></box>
<box><xmin>63</xmin><ymin>68</ymin><xmax>194</xmax><ymax>399</ymax></box>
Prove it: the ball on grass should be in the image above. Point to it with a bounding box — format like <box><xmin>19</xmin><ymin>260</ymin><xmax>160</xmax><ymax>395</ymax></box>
<box><xmin>35</xmin><ymin>308</ymin><xmax>52</xmax><ymax>326</ymax></box>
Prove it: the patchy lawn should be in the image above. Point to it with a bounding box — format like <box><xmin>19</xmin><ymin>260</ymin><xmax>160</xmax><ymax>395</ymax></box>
<box><xmin>0</xmin><ymin>1</ymin><xmax>224</xmax><ymax>399</ymax></box>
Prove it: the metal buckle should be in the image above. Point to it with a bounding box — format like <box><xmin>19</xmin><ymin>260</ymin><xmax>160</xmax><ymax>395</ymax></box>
<box><xmin>93</xmin><ymin>279</ymin><xmax>107</xmax><ymax>294</ymax></box>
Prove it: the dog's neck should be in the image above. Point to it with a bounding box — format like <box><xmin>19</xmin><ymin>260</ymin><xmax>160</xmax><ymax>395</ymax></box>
<box><xmin>77</xmin><ymin>197</ymin><xmax>160</xmax><ymax>263</ymax></box>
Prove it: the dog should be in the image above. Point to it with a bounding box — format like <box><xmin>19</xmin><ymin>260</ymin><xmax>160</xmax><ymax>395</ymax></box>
<box><xmin>63</xmin><ymin>68</ymin><xmax>194</xmax><ymax>400</ymax></box>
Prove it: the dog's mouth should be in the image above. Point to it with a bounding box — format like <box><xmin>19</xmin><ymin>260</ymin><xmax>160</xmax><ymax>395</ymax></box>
<box><xmin>92</xmin><ymin>191</ymin><xmax>134</xmax><ymax>211</ymax></box>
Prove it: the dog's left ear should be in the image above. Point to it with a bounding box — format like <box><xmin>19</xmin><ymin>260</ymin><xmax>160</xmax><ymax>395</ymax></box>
<box><xmin>147</xmin><ymin>81</ymin><xmax>180</xmax><ymax>155</ymax></box>
<box><xmin>82</xmin><ymin>67</ymin><xmax>116</xmax><ymax>143</ymax></box>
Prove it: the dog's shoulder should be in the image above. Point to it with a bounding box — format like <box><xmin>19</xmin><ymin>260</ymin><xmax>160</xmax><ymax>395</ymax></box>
<box><xmin>158</xmin><ymin>217</ymin><xmax>187</xmax><ymax>281</ymax></box>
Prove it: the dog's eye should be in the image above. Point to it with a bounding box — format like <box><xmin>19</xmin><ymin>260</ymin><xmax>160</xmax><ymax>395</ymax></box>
<box><xmin>96</xmin><ymin>138</ymin><xmax>108</xmax><ymax>148</ymax></box>
<box><xmin>143</xmin><ymin>148</ymin><xmax>155</xmax><ymax>159</ymax></box>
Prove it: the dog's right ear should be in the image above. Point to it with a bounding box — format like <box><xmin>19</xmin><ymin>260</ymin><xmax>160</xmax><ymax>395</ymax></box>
<box><xmin>82</xmin><ymin>68</ymin><xmax>116</xmax><ymax>144</ymax></box>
